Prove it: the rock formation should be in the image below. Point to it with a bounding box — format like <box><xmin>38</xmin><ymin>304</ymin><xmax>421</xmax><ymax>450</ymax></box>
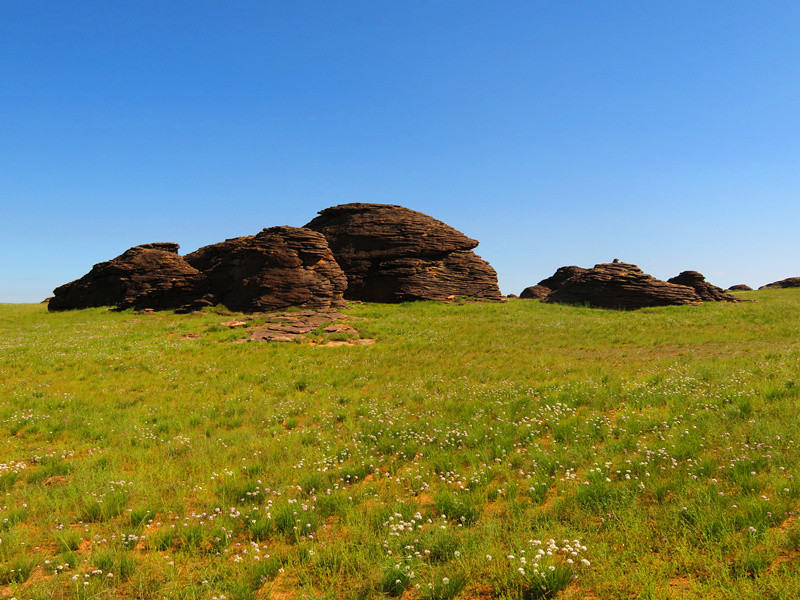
<box><xmin>305</xmin><ymin>203</ymin><xmax>501</xmax><ymax>302</ymax></box>
<box><xmin>48</xmin><ymin>243</ymin><xmax>203</xmax><ymax>311</ymax></box>
<box><xmin>519</xmin><ymin>285</ymin><xmax>552</xmax><ymax>300</ymax></box>
<box><xmin>183</xmin><ymin>226</ymin><xmax>347</xmax><ymax>312</ymax></box>
<box><xmin>535</xmin><ymin>261</ymin><xmax>702</xmax><ymax>310</ymax></box>
<box><xmin>760</xmin><ymin>277</ymin><xmax>800</xmax><ymax>289</ymax></box>
<box><xmin>667</xmin><ymin>271</ymin><xmax>741</xmax><ymax>303</ymax></box>
<box><xmin>49</xmin><ymin>228</ymin><xmax>348</xmax><ymax>313</ymax></box>
<box><xmin>537</xmin><ymin>266</ymin><xmax>588</xmax><ymax>293</ymax></box>
<box><xmin>727</xmin><ymin>284</ymin><xmax>753</xmax><ymax>291</ymax></box>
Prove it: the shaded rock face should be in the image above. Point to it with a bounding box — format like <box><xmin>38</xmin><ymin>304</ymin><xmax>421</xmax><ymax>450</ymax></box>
<box><xmin>48</xmin><ymin>243</ymin><xmax>203</xmax><ymax>311</ymax></box>
<box><xmin>727</xmin><ymin>284</ymin><xmax>753</xmax><ymax>291</ymax></box>
<box><xmin>49</xmin><ymin>228</ymin><xmax>348</xmax><ymax>313</ymax></box>
<box><xmin>538</xmin><ymin>266</ymin><xmax>588</xmax><ymax>291</ymax></box>
<box><xmin>760</xmin><ymin>277</ymin><xmax>800</xmax><ymax>289</ymax></box>
<box><xmin>305</xmin><ymin>203</ymin><xmax>501</xmax><ymax>302</ymax></box>
<box><xmin>667</xmin><ymin>271</ymin><xmax>741</xmax><ymax>303</ymax></box>
<box><xmin>519</xmin><ymin>285</ymin><xmax>551</xmax><ymax>300</ymax></box>
<box><xmin>538</xmin><ymin>262</ymin><xmax>702</xmax><ymax>310</ymax></box>
<box><xmin>184</xmin><ymin>226</ymin><xmax>347</xmax><ymax>312</ymax></box>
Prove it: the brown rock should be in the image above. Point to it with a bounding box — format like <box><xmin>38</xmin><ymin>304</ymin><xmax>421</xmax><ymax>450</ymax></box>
<box><xmin>759</xmin><ymin>277</ymin><xmax>800</xmax><ymax>289</ymax></box>
<box><xmin>50</xmin><ymin>228</ymin><xmax>348</xmax><ymax>313</ymax></box>
<box><xmin>538</xmin><ymin>266</ymin><xmax>588</xmax><ymax>291</ymax></box>
<box><xmin>519</xmin><ymin>285</ymin><xmax>552</xmax><ymax>300</ymax></box>
<box><xmin>541</xmin><ymin>261</ymin><xmax>702</xmax><ymax>310</ymax></box>
<box><xmin>305</xmin><ymin>203</ymin><xmax>501</xmax><ymax>302</ymax></box>
<box><xmin>184</xmin><ymin>226</ymin><xmax>348</xmax><ymax>312</ymax></box>
<box><xmin>667</xmin><ymin>271</ymin><xmax>742</xmax><ymax>302</ymax></box>
<box><xmin>727</xmin><ymin>284</ymin><xmax>753</xmax><ymax>291</ymax></box>
<box><xmin>48</xmin><ymin>243</ymin><xmax>202</xmax><ymax>311</ymax></box>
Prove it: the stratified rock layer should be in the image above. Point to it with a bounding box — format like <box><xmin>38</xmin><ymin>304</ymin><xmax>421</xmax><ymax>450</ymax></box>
<box><xmin>667</xmin><ymin>271</ymin><xmax>741</xmax><ymax>303</ymax></box>
<box><xmin>760</xmin><ymin>277</ymin><xmax>800</xmax><ymax>289</ymax></box>
<box><xmin>305</xmin><ymin>203</ymin><xmax>501</xmax><ymax>302</ymax></box>
<box><xmin>48</xmin><ymin>243</ymin><xmax>202</xmax><ymax>311</ymax></box>
<box><xmin>519</xmin><ymin>285</ymin><xmax>552</xmax><ymax>300</ymax></box>
<box><xmin>49</xmin><ymin>228</ymin><xmax>348</xmax><ymax>312</ymax></box>
<box><xmin>184</xmin><ymin>226</ymin><xmax>347</xmax><ymax>312</ymax></box>
<box><xmin>539</xmin><ymin>262</ymin><xmax>702</xmax><ymax>310</ymax></box>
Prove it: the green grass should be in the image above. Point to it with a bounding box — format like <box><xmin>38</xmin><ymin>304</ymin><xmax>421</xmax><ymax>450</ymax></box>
<box><xmin>1</xmin><ymin>288</ymin><xmax>800</xmax><ymax>599</ymax></box>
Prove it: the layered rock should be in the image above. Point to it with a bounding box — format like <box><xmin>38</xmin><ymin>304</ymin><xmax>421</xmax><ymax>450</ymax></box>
<box><xmin>538</xmin><ymin>261</ymin><xmax>702</xmax><ymax>310</ymax></box>
<box><xmin>48</xmin><ymin>243</ymin><xmax>202</xmax><ymax>311</ymax></box>
<box><xmin>183</xmin><ymin>226</ymin><xmax>347</xmax><ymax>312</ymax></box>
<box><xmin>305</xmin><ymin>203</ymin><xmax>501</xmax><ymax>302</ymax></box>
<box><xmin>49</xmin><ymin>228</ymin><xmax>348</xmax><ymax>313</ymax></box>
<box><xmin>727</xmin><ymin>284</ymin><xmax>753</xmax><ymax>291</ymax></box>
<box><xmin>519</xmin><ymin>285</ymin><xmax>552</xmax><ymax>300</ymax></box>
<box><xmin>667</xmin><ymin>271</ymin><xmax>741</xmax><ymax>302</ymax></box>
<box><xmin>760</xmin><ymin>277</ymin><xmax>800</xmax><ymax>289</ymax></box>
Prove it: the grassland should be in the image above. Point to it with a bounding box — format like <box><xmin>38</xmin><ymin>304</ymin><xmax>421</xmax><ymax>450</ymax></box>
<box><xmin>2</xmin><ymin>289</ymin><xmax>800</xmax><ymax>599</ymax></box>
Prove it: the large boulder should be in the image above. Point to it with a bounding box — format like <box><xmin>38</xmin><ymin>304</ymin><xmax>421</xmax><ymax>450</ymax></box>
<box><xmin>727</xmin><ymin>284</ymin><xmax>753</xmax><ymax>291</ymax></box>
<box><xmin>538</xmin><ymin>261</ymin><xmax>702</xmax><ymax>309</ymax></box>
<box><xmin>48</xmin><ymin>243</ymin><xmax>202</xmax><ymax>311</ymax></box>
<box><xmin>760</xmin><ymin>277</ymin><xmax>800</xmax><ymax>289</ymax></box>
<box><xmin>305</xmin><ymin>203</ymin><xmax>501</xmax><ymax>302</ymax></box>
<box><xmin>519</xmin><ymin>285</ymin><xmax>552</xmax><ymax>300</ymax></box>
<box><xmin>667</xmin><ymin>271</ymin><xmax>741</xmax><ymax>302</ymax></box>
<box><xmin>49</xmin><ymin>228</ymin><xmax>348</xmax><ymax>313</ymax></box>
<box><xmin>183</xmin><ymin>226</ymin><xmax>347</xmax><ymax>312</ymax></box>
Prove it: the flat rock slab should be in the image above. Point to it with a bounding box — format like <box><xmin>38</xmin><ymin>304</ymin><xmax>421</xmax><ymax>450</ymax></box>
<box><xmin>233</xmin><ymin>310</ymin><xmax>372</xmax><ymax>345</ymax></box>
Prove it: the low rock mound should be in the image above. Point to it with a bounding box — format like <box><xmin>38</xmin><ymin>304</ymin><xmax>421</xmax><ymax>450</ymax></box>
<box><xmin>519</xmin><ymin>285</ymin><xmax>551</xmax><ymax>300</ymax></box>
<box><xmin>667</xmin><ymin>271</ymin><xmax>741</xmax><ymax>302</ymax></box>
<box><xmin>537</xmin><ymin>261</ymin><xmax>702</xmax><ymax>309</ymax></box>
<box><xmin>727</xmin><ymin>284</ymin><xmax>753</xmax><ymax>291</ymax></box>
<box><xmin>305</xmin><ymin>203</ymin><xmax>501</xmax><ymax>302</ymax></box>
<box><xmin>48</xmin><ymin>243</ymin><xmax>202</xmax><ymax>311</ymax></box>
<box><xmin>760</xmin><ymin>277</ymin><xmax>800</xmax><ymax>289</ymax></box>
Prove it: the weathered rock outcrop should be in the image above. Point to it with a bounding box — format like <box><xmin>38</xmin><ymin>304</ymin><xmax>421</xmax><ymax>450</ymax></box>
<box><xmin>760</xmin><ymin>277</ymin><xmax>800</xmax><ymax>289</ymax></box>
<box><xmin>727</xmin><ymin>284</ymin><xmax>753</xmax><ymax>291</ymax></box>
<box><xmin>537</xmin><ymin>261</ymin><xmax>702</xmax><ymax>310</ymax></box>
<box><xmin>519</xmin><ymin>285</ymin><xmax>552</xmax><ymax>300</ymax></box>
<box><xmin>49</xmin><ymin>228</ymin><xmax>348</xmax><ymax>313</ymax></box>
<box><xmin>305</xmin><ymin>203</ymin><xmax>501</xmax><ymax>302</ymax></box>
<box><xmin>48</xmin><ymin>243</ymin><xmax>203</xmax><ymax>311</ymax></box>
<box><xmin>183</xmin><ymin>226</ymin><xmax>347</xmax><ymax>312</ymax></box>
<box><xmin>667</xmin><ymin>271</ymin><xmax>741</xmax><ymax>302</ymax></box>
<box><xmin>538</xmin><ymin>266</ymin><xmax>588</xmax><ymax>291</ymax></box>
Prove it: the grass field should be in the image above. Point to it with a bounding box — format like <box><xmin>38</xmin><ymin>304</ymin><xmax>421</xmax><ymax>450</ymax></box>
<box><xmin>2</xmin><ymin>289</ymin><xmax>800</xmax><ymax>600</ymax></box>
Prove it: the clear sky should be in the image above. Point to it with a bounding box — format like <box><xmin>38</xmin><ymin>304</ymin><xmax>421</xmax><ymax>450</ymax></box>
<box><xmin>2</xmin><ymin>1</ymin><xmax>799</xmax><ymax>302</ymax></box>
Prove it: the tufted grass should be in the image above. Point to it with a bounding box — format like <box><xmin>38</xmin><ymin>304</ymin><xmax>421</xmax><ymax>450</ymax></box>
<box><xmin>1</xmin><ymin>288</ymin><xmax>800</xmax><ymax>599</ymax></box>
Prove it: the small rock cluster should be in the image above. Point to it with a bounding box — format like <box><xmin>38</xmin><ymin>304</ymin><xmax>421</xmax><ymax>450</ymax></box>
<box><xmin>521</xmin><ymin>261</ymin><xmax>741</xmax><ymax>310</ymax></box>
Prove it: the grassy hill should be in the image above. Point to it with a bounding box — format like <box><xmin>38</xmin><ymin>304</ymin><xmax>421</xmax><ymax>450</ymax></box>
<box><xmin>2</xmin><ymin>290</ymin><xmax>800</xmax><ymax>599</ymax></box>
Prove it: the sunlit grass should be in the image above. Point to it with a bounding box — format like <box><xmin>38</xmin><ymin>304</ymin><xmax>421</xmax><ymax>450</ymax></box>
<box><xmin>1</xmin><ymin>288</ymin><xmax>799</xmax><ymax>598</ymax></box>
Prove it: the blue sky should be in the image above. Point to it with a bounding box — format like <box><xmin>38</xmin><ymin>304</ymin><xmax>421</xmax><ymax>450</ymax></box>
<box><xmin>2</xmin><ymin>1</ymin><xmax>799</xmax><ymax>302</ymax></box>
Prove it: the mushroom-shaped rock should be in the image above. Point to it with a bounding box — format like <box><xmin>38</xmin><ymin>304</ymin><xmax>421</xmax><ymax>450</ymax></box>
<box><xmin>667</xmin><ymin>271</ymin><xmax>741</xmax><ymax>302</ymax></box>
<box><xmin>541</xmin><ymin>262</ymin><xmax>702</xmax><ymax>310</ymax></box>
<box><xmin>48</xmin><ymin>243</ymin><xmax>202</xmax><ymax>311</ymax></box>
<box><xmin>759</xmin><ymin>277</ymin><xmax>800</xmax><ymax>289</ymax></box>
<box><xmin>304</xmin><ymin>203</ymin><xmax>501</xmax><ymax>302</ymax></box>
<box><xmin>183</xmin><ymin>226</ymin><xmax>348</xmax><ymax>312</ymax></box>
